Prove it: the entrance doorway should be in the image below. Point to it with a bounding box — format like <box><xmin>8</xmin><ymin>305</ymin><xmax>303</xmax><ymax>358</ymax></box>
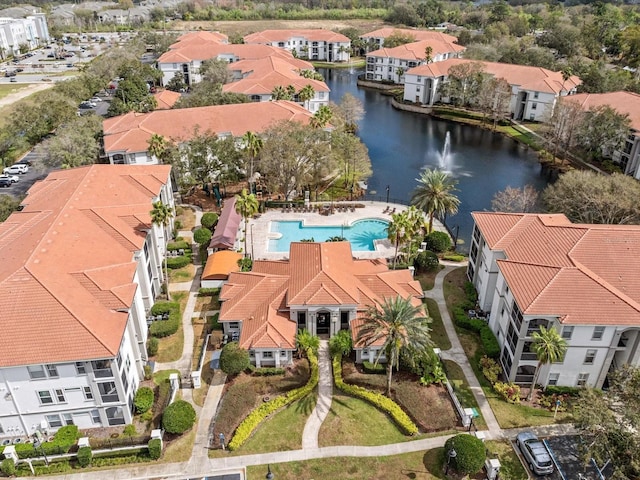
<box><xmin>317</xmin><ymin>312</ymin><xmax>330</xmax><ymax>335</ymax></box>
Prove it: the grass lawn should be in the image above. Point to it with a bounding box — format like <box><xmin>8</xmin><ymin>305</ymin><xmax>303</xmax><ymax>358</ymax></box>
<box><xmin>442</xmin><ymin>360</ymin><xmax>486</xmax><ymax>430</ymax></box>
<box><xmin>192</xmin><ymin>352</ymin><xmax>214</xmax><ymax>407</ymax></box>
<box><xmin>155</xmin><ymin>323</ymin><xmax>184</xmax><ymax>363</ymax></box>
<box><xmin>162</xmin><ymin>427</ymin><xmax>196</xmax><ymax>463</ymax></box>
<box><xmin>246</xmin><ymin>448</ymin><xmax>448</xmax><ymax>479</ymax></box>
<box><xmin>238</xmin><ymin>396</ymin><xmax>315</xmax><ymax>453</ymax></box>
<box><xmin>425</xmin><ymin>298</ymin><xmax>452</xmax><ymax>350</ymax></box>
<box><xmin>485</xmin><ymin>440</ymin><xmax>528</xmax><ymax>480</ymax></box>
<box><xmin>0</xmin><ymin>84</ymin><xmax>26</xmax><ymax>99</ymax></box>
<box><xmin>415</xmin><ymin>265</ymin><xmax>443</xmax><ymax>291</ymax></box>
<box><xmin>153</xmin><ymin>369</ymin><xmax>180</xmax><ymax>386</ymax></box>
<box><xmin>195</xmin><ymin>290</ymin><xmax>219</xmax><ymax>313</ymax></box>
<box><xmin>169</xmin><ymin>263</ymin><xmax>195</xmax><ymax>282</ymax></box>
<box><xmin>175</xmin><ymin>205</ymin><xmax>196</xmax><ymax>231</ymax></box>
<box><xmin>319</xmin><ymin>392</ymin><xmax>410</xmax><ymax>446</ymax></box>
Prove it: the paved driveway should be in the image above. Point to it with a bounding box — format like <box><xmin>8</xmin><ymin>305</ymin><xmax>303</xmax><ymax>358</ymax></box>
<box><xmin>545</xmin><ymin>436</ymin><xmax>607</xmax><ymax>480</ymax></box>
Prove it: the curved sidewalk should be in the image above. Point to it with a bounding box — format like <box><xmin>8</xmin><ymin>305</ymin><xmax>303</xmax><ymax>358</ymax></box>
<box><xmin>301</xmin><ymin>339</ymin><xmax>333</xmax><ymax>449</ymax></box>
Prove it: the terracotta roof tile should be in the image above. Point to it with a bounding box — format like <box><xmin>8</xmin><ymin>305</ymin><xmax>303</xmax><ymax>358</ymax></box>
<box><xmin>244</xmin><ymin>29</ymin><xmax>350</xmax><ymax>44</ymax></box>
<box><xmin>568</xmin><ymin>91</ymin><xmax>640</xmax><ymax>131</ymax></box>
<box><xmin>158</xmin><ymin>42</ymin><xmax>298</xmax><ymax>64</ymax></box>
<box><xmin>361</xmin><ymin>28</ymin><xmax>457</xmax><ymax>44</ymax></box>
<box><xmin>368</xmin><ymin>39</ymin><xmax>465</xmax><ymax>60</ymax></box>
<box><xmin>153</xmin><ymin>89</ymin><xmax>181</xmax><ymax>110</ymax></box>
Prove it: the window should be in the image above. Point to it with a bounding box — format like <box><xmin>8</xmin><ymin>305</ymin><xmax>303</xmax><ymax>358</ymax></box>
<box><xmin>125</xmin><ymin>356</ymin><xmax>131</xmax><ymax>372</ymax></box>
<box><xmin>38</xmin><ymin>390</ymin><xmax>53</xmax><ymax>405</ymax></box>
<box><xmin>91</xmin><ymin>360</ymin><xmax>113</xmax><ymax>378</ymax></box>
<box><xmin>28</xmin><ymin>365</ymin><xmax>46</xmax><ymax>379</ymax></box>
<box><xmin>54</xmin><ymin>389</ymin><xmax>66</xmax><ymax>403</ymax></box>
<box><xmin>548</xmin><ymin>373</ymin><xmax>559</xmax><ymax>386</ymax></box>
<box><xmin>75</xmin><ymin>362</ymin><xmax>86</xmax><ymax>375</ymax></box>
<box><xmin>45</xmin><ymin>364</ymin><xmax>59</xmax><ymax>378</ymax></box>
<box><xmin>249</xmin><ymin>350</ymin><xmax>255</xmax><ymax>357</ymax></box>
<box><xmin>297</xmin><ymin>312</ymin><xmax>306</xmax><ymax>330</ymax></box>
<box><xmin>473</xmin><ymin>225</ymin><xmax>480</xmax><ymax>243</ymax></box>
<box><xmin>98</xmin><ymin>382</ymin><xmax>119</xmax><ymax>403</ymax></box>
<box><xmin>90</xmin><ymin>410</ymin><xmax>101</xmax><ymax>424</ymax></box>
<box><xmin>340</xmin><ymin>311</ymin><xmax>349</xmax><ymax>330</ymax></box>
<box><xmin>562</xmin><ymin>326</ymin><xmax>574</xmax><ymax>340</ymax></box>
<box><xmin>577</xmin><ymin>373</ymin><xmax>589</xmax><ymax>387</ymax></box>
<box><xmin>510</xmin><ymin>302</ymin><xmax>523</xmax><ymax>331</ymax></box>
<box><xmin>531</xmin><ymin>102</ymin><xmax>537</xmax><ymax>110</ymax></box>
<box><xmin>106</xmin><ymin>406</ymin><xmax>125</xmax><ymax>426</ymax></box>
<box><xmin>121</xmin><ymin>369</ymin><xmax>129</xmax><ymax>393</ymax></box>
<box><xmin>62</xmin><ymin>414</ymin><xmax>74</xmax><ymax>426</ymax></box>
<box><xmin>251</xmin><ymin>94</ymin><xmax>261</xmax><ymax>102</ymax></box>
<box><xmin>116</xmin><ymin>351</ymin><xmax>123</xmax><ymax>369</ymax></box>
<box><xmin>584</xmin><ymin>350</ymin><xmax>597</xmax><ymax>365</ymax></box>
<box><xmin>362</xmin><ymin>348</ymin><xmax>369</xmax><ymax>356</ymax></box>
<box><xmin>0</xmin><ymin>423</ymin><xmax>3</xmax><ymax>434</ymax></box>
<box><xmin>46</xmin><ymin>415</ymin><xmax>62</xmax><ymax>428</ymax></box>
<box><xmin>83</xmin><ymin>386</ymin><xmax>93</xmax><ymax>400</ymax></box>
<box><xmin>262</xmin><ymin>351</ymin><xmax>274</xmax><ymax>359</ymax></box>
<box><xmin>534</xmin><ymin>92</ymin><xmax>539</xmax><ymax>99</ymax></box>
<box><xmin>229</xmin><ymin>322</ymin><xmax>239</xmax><ymax>329</ymax></box>
<box><xmin>280</xmin><ymin>351</ymin><xmax>287</xmax><ymax>358</ymax></box>
<box><xmin>592</xmin><ymin>326</ymin><xmax>605</xmax><ymax>340</ymax></box>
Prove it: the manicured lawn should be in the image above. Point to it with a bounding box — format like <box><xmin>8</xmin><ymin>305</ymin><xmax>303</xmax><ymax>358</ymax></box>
<box><xmin>153</xmin><ymin>369</ymin><xmax>180</xmax><ymax>386</ymax></box>
<box><xmin>442</xmin><ymin>360</ymin><xmax>486</xmax><ymax>430</ymax></box>
<box><xmin>194</xmin><ymin>290</ymin><xmax>219</xmax><ymax>313</ymax></box>
<box><xmin>239</xmin><ymin>396</ymin><xmax>315</xmax><ymax>453</ymax></box>
<box><xmin>485</xmin><ymin>440</ymin><xmax>528</xmax><ymax>480</ymax></box>
<box><xmin>162</xmin><ymin>427</ymin><xmax>196</xmax><ymax>463</ymax></box>
<box><xmin>425</xmin><ymin>298</ymin><xmax>451</xmax><ymax>350</ymax></box>
<box><xmin>192</xmin><ymin>349</ymin><xmax>213</xmax><ymax>407</ymax></box>
<box><xmin>415</xmin><ymin>265</ymin><xmax>443</xmax><ymax>291</ymax></box>
<box><xmin>246</xmin><ymin>448</ymin><xmax>448</xmax><ymax>479</ymax></box>
<box><xmin>155</xmin><ymin>323</ymin><xmax>184</xmax><ymax>362</ymax></box>
<box><xmin>168</xmin><ymin>263</ymin><xmax>195</xmax><ymax>282</ymax></box>
<box><xmin>442</xmin><ymin>267</ymin><xmax>469</xmax><ymax>317</ymax></box>
<box><xmin>175</xmin><ymin>205</ymin><xmax>196</xmax><ymax>231</ymax></box>
<box><xmin>319</xmin><ymin>392</ymin><xmax>410</xmax><ymax>446</ymax></box>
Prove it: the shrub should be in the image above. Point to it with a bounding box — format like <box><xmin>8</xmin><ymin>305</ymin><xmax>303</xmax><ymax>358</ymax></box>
<box><xmin>1</xmin><ymin>458</ymin><xmax>15</xmax><ymax>476</ymax></box>
<box><xmin>238</xmin><ymin>257</ymin><xmax>252</xmax><ymax>272</ymax></box>
<box><xmin>77</xmin><ymin>446</ymin><xmax>92</xmax><ymax>467</ymax></box>
<box><xmin>162</xmin><ymin>400</ymin><xmax>196</xmax><ymax>434</ymax></box>
<box><xmin>544</xmin><ymin>385</ymin><xmax>581</xmax><ymax>397</ymax></box>
<box><xmin>252</xmin><ymin>367</ymin><xmax>285</xmax><ymax>376</ymax></box>
<box><xmin>201</xmin><ymin>212</ymin><xmax>219</xmax><ymax>229</ymax></box>
<box><xmin>193</xmin><ymin>227</ymin><xmax>212</xmax><ymax>246</ymax></box>
<box><xmin>219</xmin><ymin>341</ymin><xmax>250</xmax><ymax>375</ymax></box>
<box><xmin>140</xmin><ymin>409</ymin><xmax>153</xmax><ymax>423</ymax></box>
<box><xmin>479</xmin><ymin>356</ymin><xmax>501</xmax><ymax>384</ymax></box>
<box><xmin>494</xmin><ymin>382</ymin><xmax>521</xmax><ymax>404</ymax></box>
<box><xmin>464</xmin><ymin>281</ymin><xmax>478</xmax><ymax>306</ymax></box>
<box><xmin>143</xmin><ymin>365</ymin><xmax>153</xmax><ymax>380</ymax></box>
<box><xmin>149</xmin><ymin>302</ymin><xmax>180</xmax><ymax>338</ymax></box>
<box><xmin>329</xmin><ymin>330</ymin><xmax>352</xmax><ymax>357</ymax></box>
<box><xmin>148</xmin><ymin>438</ymin><xmax>162</xmax><ymax>460</ymax></box>
<box><xmin>414</xmin><ymin>250</ymin><xmax>439</xmax><ymax>272</ymax></box>
<box><xmin>134</xmin><ymin>387</ymin><xmax>154</xmax><ymax>414</ymax></box>
<box><xmin>165</xmin><ymin>255</ymin><xmax>191</xmax><ymax>269</ymax></box>
<box><xmin>362</xmin><ymin>361</ymin><xmax>385</xmax><ymax>374</ymax></box>
<box><xmin>167</xmin><ymin>240</ymin><xmax>190</xmax><ymax>252</ymax></box>
<box><xmin>198</xmin><ymin>287</ymin><xmax>220</xmax><ymax>296</ymax></box>
<box><xmin>444</xmin><ymin>434</ymin><xmax>486</xmax><ymax>475</ymax></box>
<box><xmin>123</xmin><ymin>424</ymin><xmax>137</xmax><ymax>437</ymax></box>
<box><xmin>228</xmin><ymin>349</ymin><xmax>319</xmax><ymax>451</ymax></box>
<box><xmin>333</xmin><ymin>355</ymin><xmax>418</xmax><ymax>436</ymax></box>
<box><xmin>147</xmin><ymin>337</ymin><xmax>159</xmax><ymax>356</ymax></box>
<box><xmin>425</xmin><ymin>231</ymin><xmax>452</xmax><ymax>253</ymax></box>
<box><xmin>480</xmin><ymin>326</ymin><xmax>500</xmax><ymax>358</ymax></box>
<box><xmin>442</xmin><ymin>253</ymin><xmax>466</xmax><ymax>262</ymax></box>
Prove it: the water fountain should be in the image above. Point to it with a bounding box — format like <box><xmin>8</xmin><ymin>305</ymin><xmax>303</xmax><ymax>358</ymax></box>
<box><xmin>439</xmin><ymin>131</ymin><xmax>452</xmax><ymax>170</ymax></box>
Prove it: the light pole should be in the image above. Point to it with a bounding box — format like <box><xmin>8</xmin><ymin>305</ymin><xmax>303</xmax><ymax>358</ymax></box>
<box><xmin>250</xmin><ymin>223</ymin><xmax>255</xmax><ymax>260</ymax></box>
<box><xmin>445</xmin><ymin>448</ymin><xmax>457</xmax><ymax>476</ymax></box>
<box><xmin>265</xmin><ymin>465</ymin><xmax>274</xmax><ymax>480</ymax></box>
<box><xmin>386</xmin><ymin>185</ymin><xmax>390</xmax><ymax>204</ymax></box>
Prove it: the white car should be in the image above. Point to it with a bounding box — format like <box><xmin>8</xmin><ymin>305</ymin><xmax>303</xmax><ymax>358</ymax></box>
<box><xmin>90</xmin><ymin>97</ymin><xmax>102</xmax><ymax>103</ymax></box>
<box><xmin>3</xmin><ymin>164</ymin><xmax>28</xmax><ymax>175</ymax></box>
<box><xmin>0</xmin><ymin>174</ymin><xmax>19</xmax><ymax>183</ymax></box>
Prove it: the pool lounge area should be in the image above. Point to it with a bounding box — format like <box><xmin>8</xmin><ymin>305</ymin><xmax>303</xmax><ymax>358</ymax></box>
<box><xmin>247</xmin><ymin>201</ymin><xmax>449</xmax><ymax>261</ymax></box>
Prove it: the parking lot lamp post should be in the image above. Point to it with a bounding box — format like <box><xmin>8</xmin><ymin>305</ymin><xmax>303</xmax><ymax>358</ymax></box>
<box><xmin>386</xmin><ymin>185</ymin><xmax>390</xmax><ymax>204</ymax></box>
<box><xmin>265</xmin><ymin>465</ymin><xmax>274</xmax><ymax>480</ymax></box>
<box><xmin>445</xmin><ymin>448</ymin><xmax>457</xmax><ymax>476</ymax></box>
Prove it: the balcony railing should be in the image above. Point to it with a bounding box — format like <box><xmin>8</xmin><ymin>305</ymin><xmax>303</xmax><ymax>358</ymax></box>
<box><xmin>93</xmin><ymin>369</ymin><xmax>113</xmax><ymax>378</ymax></box>
<box><xmin>100</xmin><ymin>393</ymin><xmax>119</xmax><ymax>403</ymax></box>
<box><xmin>515</xmin><ymin>374</ymin><xmax>534</xmax><ymax>384</ymax></box>
<box><xmin>520</xmin><ymin>352</ymin><xmax>537</xmax><ymax>361</ymax></box>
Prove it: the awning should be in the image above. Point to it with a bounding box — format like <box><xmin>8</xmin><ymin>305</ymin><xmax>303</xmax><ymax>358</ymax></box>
<box><xmin>209</xmin><ymin>197</ymin><xmax>241</xmax><ymax>250</ymax></box>
<box><xmin>202</xmin><ymin>250</ymin><xmax>243</xmax><ymax>280</ymax></box>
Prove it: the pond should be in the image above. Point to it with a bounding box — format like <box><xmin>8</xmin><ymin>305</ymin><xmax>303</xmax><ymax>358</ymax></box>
<box><xmin>319</xmin><ymin>67</ymin><xmax>550</xmax><ymax>252</ymax></box>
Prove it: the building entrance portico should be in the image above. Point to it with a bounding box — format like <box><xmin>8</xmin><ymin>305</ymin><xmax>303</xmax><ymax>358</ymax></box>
<box><xmin>316</xmin><ymin>311</ymin><xmax>330</xmax><ymax>335</ymax></box>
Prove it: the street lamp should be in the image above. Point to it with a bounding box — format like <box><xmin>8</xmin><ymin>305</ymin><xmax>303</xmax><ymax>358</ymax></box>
<box><xmin>445</xmin><ymin>448</ymin><xmax>457</xmax><ymax>476</ymax></box>
<box><xmin>386</xmin><ymin>185</ymin><xmax>390</xmax><ymax>204</ymax></box>
<box><xmin>265</xmin><ymin>465</ymin><xmax>274</xmax><ymax>480</ymax></box>
<box><xmin>250</xmin><ymin>223</ymin><xmax>255</xmax><ymax>260</ymax></box>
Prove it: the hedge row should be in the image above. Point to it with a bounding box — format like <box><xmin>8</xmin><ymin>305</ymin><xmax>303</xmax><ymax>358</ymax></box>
<box><xmin>252</xmin><ymin>367</ymin><xmax>285</xmax><ymax>376</ymax></box>
<box><xmin>362</xmin><ymin>361</ymin><xmax>385</xmax><ymax>375</ymax></box>
<box><xmin>12</xmin><ymin>426</ymin><xmax>79</xmax><ymax>458</ymax></box>
<box><xmin>167</xmin><ymin>240</ymin><xmax>191</xmax><ymax>251</ymax></box>
<box><xmin>165</xmin><ymin>255</ymin><xmax>191</xmax><ymax>269</ymax></box>
<box><xmin>149</xmin><ymin>302</ymin><xmax>180</xmax><ymax>338</ymax></box>
<box><xmin>228</xmin><ymin>349</ymin><xmax>319</xmax><ymax>451</ymax></box>
<box><xmin>333</xmin><ymin>356</ymin><xmax>418</xmax><ymax>436</ymax></box>
<box><xmin>452</xmin><ymin>307</ymin><xmax>499</xmax><ymax>358</ymax></box>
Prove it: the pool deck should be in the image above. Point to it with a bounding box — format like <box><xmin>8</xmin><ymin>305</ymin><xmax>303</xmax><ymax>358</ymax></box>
<box><xmin>246</xmin><ymin>201</ymin><xmax>449</xmax><ymax>261</ymax></box>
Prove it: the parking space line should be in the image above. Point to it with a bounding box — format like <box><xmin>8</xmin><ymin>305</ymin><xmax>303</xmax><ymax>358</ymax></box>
<box><xmin>544</xmin><ymin>439</ymin><xmax>566</xmax><ymax>480</ymax></box>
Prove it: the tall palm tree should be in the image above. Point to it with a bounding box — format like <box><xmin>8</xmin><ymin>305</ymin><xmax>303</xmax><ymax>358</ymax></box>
<box><xmin>357</xmin><ymin>296</ymin><xmax>433</xmax><ymax>396</ymax></box>
<box><xmin>310</xmin><ymin>105</ymin><xmax>333</xmax><ymax>129</ymax></box>
<box><xmin>150</xmin><ymin>200</ymin><xmax>173</xmax><ymax>294</ymax></box>
<box><xmin>147</xmin><ymin>134</ymin><xmax>168</xmax><ymax>163</ymax></box>
<box><xmin>411</xmin><ymin>168</ymin><xmax>460</xmax><ymax>233</ymax></box>
<box><xmin>234</xmin><ymin>188</ymin><xmax>259</xmax><ymax>257</ymax></box>
<box><xmin>271</xmin><ymin>85</ymin><xmax>289</xmax><ymax>101</ymax></box>
<box><xmin>528</xmin><ymin>325</ymin><xmax>568</xmax><ymax>400</ymax></box>
<box><xmin>242</xmin><ymin>131</ymin><xmax>263</xmax><ymax>189</ymax></box>
<box><xmin>424</xmin><ymin>46</ymin><xmax>433</xmax><ymax>64</ymax></box>
<box><xmin>387</xmin><ymin>210</ymin><xmax>412</xmax><ymax>270</ymax></box>
<box><xmin>298</xmin><ymin>84</ymin><xmax>316</xmax><ymax>110</ymax></box>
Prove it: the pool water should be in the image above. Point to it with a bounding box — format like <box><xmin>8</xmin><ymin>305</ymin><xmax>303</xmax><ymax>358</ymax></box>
<box><xmin>268</xmin><ymin>219</ymin><xmax>389</xmax><ymax>252</ymax></box>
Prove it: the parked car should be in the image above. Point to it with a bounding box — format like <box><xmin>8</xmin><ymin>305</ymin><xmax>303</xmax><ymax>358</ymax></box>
<box><xmin>16</xmin><ymin>158</ymin><xmax>32</xmax><ymax>166</ymax></box>
<box><xmin>0</xmin><ymin>177</ymin><xmax>12</xmax><ymax>188</ymax></box>
<box><xmin>3</xmin><ymin>164</ymin><xmax>28</xmax><ymax>175</ymax></box>
<box><xmin>90</xmin><ymin>97</ymin><xmax>102</xmax><ymax>102</ymax></box>
<box><xmin>10</xmin><ymin>77</ymin><xmax>17</xmax><ymax>82</ymax></box>
<box><xmin>0</xmin><ymin>174</ymin><xmax>18</xmax><ymax>183</ymax></box>
<box><xmin>516</xmin><ymin>432</ymin><xmax>554</xmax><ymax>476</ymax></box>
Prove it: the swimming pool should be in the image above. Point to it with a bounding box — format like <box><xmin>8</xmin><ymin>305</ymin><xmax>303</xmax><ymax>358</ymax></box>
<box><xmin>268</xmin><ymin>219</ymin><xmax>389</xmax><ymax>252</ymax></box>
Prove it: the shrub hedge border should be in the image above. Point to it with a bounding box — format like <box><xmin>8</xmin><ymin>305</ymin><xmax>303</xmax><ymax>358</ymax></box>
<box><xmin>228</xmin><ymin>349</ymin><xmax>319</xmax><ymax>451</ymax></box>
<box><xmin>333</xmin><ymin>355</ymin><xmax>418</xmax><ymax>436</ymax></box>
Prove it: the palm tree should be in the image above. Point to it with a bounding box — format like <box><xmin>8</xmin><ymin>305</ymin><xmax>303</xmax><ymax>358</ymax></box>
<box><xmin>424</xmin><ymin>46</ymin><xmax>433</xmax><ymax>64</ymax></box>
<box><xmin>271</xmin><ymin>85</ymin><xmax>289</xmax><ymax>101</ymax></box>
<box><xmin>242</xmin><ymin>131</ymin><xmax>263</xmax><ymax>189</ymax></box>
<box><xmin>357</xmin><ymin>296</ymin><xmax>433</xmax><ymax>396</ymax></box>
<box><xmin>234</xmin><ymin>188</ymin><xmax>259</xmax><ymax>257</ymax></box>
<box><xmin>150</xmin><ymin>200</ymin><xmax>173</xmax><ymax>294</ymax></box>
<box><xmin>387</xmin><ymin>210</ymin><xmax>412</xmax><ymax>270</ymax></box>
<box><xmin>310</xmin><ymin>105</ymin><xmax>333</xmax><ymax>129</ymax></box>
<box><xmin>298</xmin><ymin>84</ymin><xmax>315</xmax><ymax>111</ymax></box>
<box><xmin>411</xmin><ymin>168</ymin><xmax>460</xmax><ymax>233</ymax></box>
<box><xmin>296</xmin><ymin>328</ymin><xmax>319</xmax><ymax>358</ymax></box>
<box><xmin>528</xmin><ymin>325</ymin><xmax>568</xmax><ymax>401</ymax></box>
<box><xmin>147</xmin><ymin>134</ymin><xmax>169</xmax><ymax>163</ymax></box>
<box><xmin>395</xmin><ymin>67</ymin><xmax>406</xmax><ymax>83</ymax></box>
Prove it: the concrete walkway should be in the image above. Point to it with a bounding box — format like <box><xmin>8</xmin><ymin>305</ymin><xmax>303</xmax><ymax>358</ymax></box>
<box><xmin>425</xmin><ymin>263</ymin><xmax>503</xmax><ymax>437</ymax></box>
<box><xmin>301</xmin><ymin>339</ymin><xmax>333</xmax><ymax>449</ymax></box>
<box><xmin>189</xmin><ymin>370</ymin><xmax>228</xmax><ymax>463</ymax></box>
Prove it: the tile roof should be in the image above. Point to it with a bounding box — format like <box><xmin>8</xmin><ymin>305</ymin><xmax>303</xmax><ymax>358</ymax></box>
<box><xmin>158</xmin><ymin>42</ymin><xmax>298</xmax><ymax>64</ymax></box>
<box><xmin>153</xmin><ymin>89</ymin><xmax>181</xmax><ymax>109</ymax></box>
<box><xmin>244</xmin><ymin>29</ymin><xmax>350</xmax><ymax>44</ymax></box>
<box><xmin>170</xmin><ymin>31</ymin><xmax>228</xmax><ymax>47</ymax></box>
<box><xmin>407</xmin><ymin>59</ymin><xmax>581</xmax><ymax>94</ymax></box>
<box><xmin>202</xmin><ymin>250</ymin><xmax>243</xmax><ymax>280</ymax></box>
<box><xmin>0</xmin><ymin>165</ymin><xmax>171</xmax><ymax>367</ymax></box>
<box><xmin>568</xmin><ymin>91</ymin><xmax>640</xmax><ymax>131</ymax></box>
<box><xmin>473</xmin><ymin>212</ymin><xmax>640</xmax><ymax>325</ymax></box>
<box><xmin>367</xmin><ymin>39</ymin><xmax>465</xmax><ymax>60</ymax></box>
<box><xmin>209</xmin><ymin>197</ymin><xmax>241</xmax><ymax>250</ymax></box>
<box><xmin>361</xmin><ymin>27</ymin><xmax>457</xmax><ymax>44</ymax></box>
<box><xmin>219</xmin><ymin>242</ymin><xmax>423</xmax><ymax>349</ymax></box>
<box><xmin>103</xmin><ymin>101</ymin><xmax>314</xmax><ymax>155</ymax></box>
